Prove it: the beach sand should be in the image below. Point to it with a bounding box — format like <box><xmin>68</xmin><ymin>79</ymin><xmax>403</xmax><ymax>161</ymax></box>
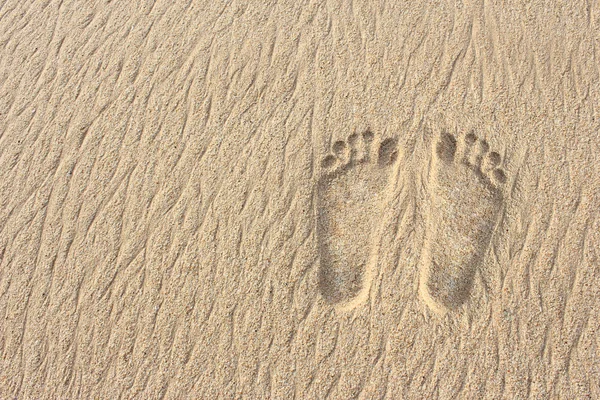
<box><xmin>1</xmin><ymin>0</ymin><xmax>599</xmax><ymax>398</ymax></box>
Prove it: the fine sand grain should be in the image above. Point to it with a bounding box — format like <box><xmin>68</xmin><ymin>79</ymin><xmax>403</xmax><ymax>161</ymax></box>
<box><xmin>1</xmin><ymin>1</ymin><xmax>599</xmax><ymax>399</ymax></box>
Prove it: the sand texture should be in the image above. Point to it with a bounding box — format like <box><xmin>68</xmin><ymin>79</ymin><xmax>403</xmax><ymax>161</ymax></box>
<box><xmin>1</xmin><ymin>0</ymin><xmax>600</xmax><ymax>398</ymax></box>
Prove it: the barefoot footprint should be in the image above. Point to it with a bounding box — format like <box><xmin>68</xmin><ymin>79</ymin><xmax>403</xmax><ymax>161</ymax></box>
<box><xmin>420</xmin><ymin>130</ymin><xmax>507</xmax><ymax>314</ymax></box>
<box><xmin>316</xmin><ymin>130</ymin><xmax>398</xmax><ymax>310</ymax></box>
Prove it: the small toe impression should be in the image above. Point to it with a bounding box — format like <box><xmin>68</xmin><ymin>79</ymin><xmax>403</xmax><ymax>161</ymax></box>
<box><xmin>486</xmin><ymin>151</ymin><xmax>501</xmax><ymax>167</ymax></box>
<box><xmin>348</xmin><ymin>132</ymin><xmax>368</xmax><ymax>163</ymax></box>
<box><xmin>362</xmin><ymin>129</ymin><xmax>375</xmax><ymax>143</ymax></box>
<box><xmin>477</xmin><ymin>140</ymin><xmax>490</xmax><ymax>154</ymax></box>
<box><xmin>321</xmin><ymin>154</ymin><xmax>337</xmax><ymax>170</ymax></box>
<box><xmin>378</xmin><ymin>137</ymin><xmax>399</xmax><ymax>167</ymax></box>
<box><xmin>482</xmin><ymin>151</ymin><xmax>503</xmax><ymax>176</ymax></box>
<box><xmin>465</xmin><ymin>132</ymin><xmax>477</xmax><ymax>144</ymax></box>
<box><xmin>436</xmin><ymin>132</ymin><xmax>457</xmax><ymax>163</ymax></box>
<box><xmin>332</xmin><ymin>140</ymin><xmax>347</xmax><ymax>156</ymax></box>
<box><xmin>348</xmin><ymin>133</ymin><xmax>359</xmax><ymax>147</ymax></box>
<box><xmin>470</xmin><ymin>139</ymin><xmax>490</xmax><ymax>170</ymax></box>
<box><xmin>492</xmin><ymin>169</ymin><xmax>507</xmax><ymax>185</ymax></box>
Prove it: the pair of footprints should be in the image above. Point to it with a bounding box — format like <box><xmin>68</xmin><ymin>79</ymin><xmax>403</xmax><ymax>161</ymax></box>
<box><xmin>316</xmin><ymin>129</ymin><xmax>507</xmax><ymax>314</ymax></box>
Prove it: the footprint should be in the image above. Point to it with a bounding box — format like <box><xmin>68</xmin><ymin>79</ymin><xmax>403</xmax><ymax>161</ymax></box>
<box><xmin>316</xmin><ymin>130</ymin><xmax>398</xmax><ymax>310</ymax></box>
<box><xmin>420</xmin><ymin>130</ymin><xmax>507</xmax><ymax>315</ymax></box>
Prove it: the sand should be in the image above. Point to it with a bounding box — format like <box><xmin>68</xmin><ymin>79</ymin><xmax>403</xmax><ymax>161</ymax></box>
<box><xmin>1</xmin><ymin>0</ymin><xmax>599</xmax><ymax>398</ymax></box>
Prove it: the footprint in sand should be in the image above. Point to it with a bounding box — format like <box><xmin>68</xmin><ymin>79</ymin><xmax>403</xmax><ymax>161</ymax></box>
<box><xmin>316</xmin><ymin>130</ymin><xmax>398</xmax><ymax>310</ymax></box>
<box><xmin>420</xmin><ymin>130</ymin><xmax>507</xmax><ymax>314</ymax></box>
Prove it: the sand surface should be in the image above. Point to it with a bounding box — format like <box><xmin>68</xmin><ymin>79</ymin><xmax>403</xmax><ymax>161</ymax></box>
<box><xmin>1</xmin><ymin>1</ymin><xmax>600</xmax><ymax>398</ymax></box>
